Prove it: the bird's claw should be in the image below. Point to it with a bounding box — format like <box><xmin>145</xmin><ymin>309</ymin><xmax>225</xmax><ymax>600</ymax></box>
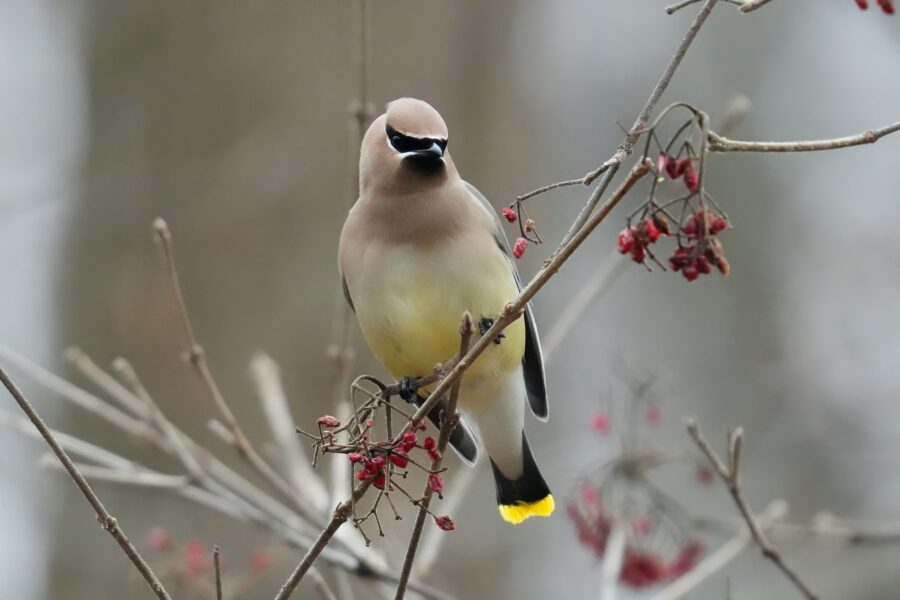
<box><xmin>398</xmin><ymin>376</ymin><xmax>419</xmax><ymax>403</ymax></box>
<box><xmin>479</xmin><ymin>316</ymin><xmax>506</xmax><ymax>345</ymax></box>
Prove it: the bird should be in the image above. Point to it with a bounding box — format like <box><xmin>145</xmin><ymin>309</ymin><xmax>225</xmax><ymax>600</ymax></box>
<box><xmin>338</xmin><ymin>97</ymin><xmax>553</xmax><ymax>524</ymax></box>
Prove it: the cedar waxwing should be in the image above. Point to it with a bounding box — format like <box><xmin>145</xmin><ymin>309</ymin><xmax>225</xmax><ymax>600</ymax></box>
<box><xmin>338</xmin><ymin>98</ymin><xmax>553</xmax><ymax>524</ymax></box>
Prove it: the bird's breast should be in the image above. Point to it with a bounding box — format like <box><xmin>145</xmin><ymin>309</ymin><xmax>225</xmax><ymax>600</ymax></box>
<box><xmin>353</xmin><ymin>234</ymin><xmax>525</xmax><ymax>383</ymax></box>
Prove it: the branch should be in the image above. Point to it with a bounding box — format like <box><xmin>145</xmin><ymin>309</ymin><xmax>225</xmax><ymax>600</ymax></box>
<box><xmin>708</xmin><ymin>121</ymin><xmax>900</xmax><ymax>153</ymax></box>
<box><xmin>0</xmin><ymin>365</ymin><xmax>172</xmax><ymax>600</ymax></box>
<box><xmin>394</xmin><ymin>314</ymin><xmax>474</xmax><ymax>600</ymax></box>
<box><xmin>686</xmin><ymin>419</ymin><xmax>818</xmax><ymax>600</ymax></box>
<box><xmin>213</xmin><ymin>545</ymin><xmax>223</xmax><ymax>600</ymax></box>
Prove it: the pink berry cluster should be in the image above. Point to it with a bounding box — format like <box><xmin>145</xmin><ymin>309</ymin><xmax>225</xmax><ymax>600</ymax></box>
<box><xmin>618</xmin><ymin>216</ymin><xmax>670</xmax><ymax>264</ymax></box>
<box><xmin>308</xmin><ymin>412</ymin><xmax>456</xmax><ymax>536</ymax></box>
<box><xmin>668</xmin><ymin>210</ymin><xmax>730</xmax><ymax>281</ymax></box>
<box><xmin>856</xmin><ymin>0</ymin><xmax>895</xmax><ymax>13</ymax></box>
<box><xmin>658</xmin><ymin>153</ymin><xmax>699</xmax><ymax>192</ymax></box>
<box><xmin>566</xmin><ymin>483</ymin><xmax>703</xmax><ymax>588</ymax></box>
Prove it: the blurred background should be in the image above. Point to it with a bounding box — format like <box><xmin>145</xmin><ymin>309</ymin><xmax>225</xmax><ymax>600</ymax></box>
<box><xmin>1</xmin><ymin>1</ymin><xmax>899</xmax><ymax>598</ymax></box>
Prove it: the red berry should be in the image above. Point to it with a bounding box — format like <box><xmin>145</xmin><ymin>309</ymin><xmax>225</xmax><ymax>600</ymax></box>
<box><xmin>674</xmin><ymin>157</ymin><xmax>692</xmax><ymax>178</ymax></box>
<box><xmin>856</xmin><ymin>0</ymin><xmax>869</xmax><ymax>8</ymax></box>
<box><xmin>695</xmin><ymin>257</ymin><xmax>712</xmax><ymax>275</ymax></box>
<box><xmin>668</xmin><ymin>247</ymin><xmax>691</xmax><ymax>271</ymax></box>
<box><xmin>347</xmin><ymin>452</ymin><xmax>364</xmax><ymax>463</ymax></box>
<box><xmin>427</xmin><ymin>447</ymin><xmax>442</xmax><ymax>462</ymax></box>
<box><xmin>513</xmin><ymin>237</ymin><xmax>528</xmax><ymax>259</ymax></box>
<box><xmin>880</xmin><ymin>0</ymin><xmax>895</xmax><ymax>13</ymax></box>
<box><xmin>664</xmin><ymin>156</ymin><xmax>679</xmax><ymax>179</ymax></box>
<box><xmin>643</xmin><ymin>218</ymin><xmax>661</xmax><ymax>243</ymax></box>
<box><xmin>249</xmin><ymin>551</ymin><xmax>272</xmax><ymax>575</ymax></box>
<box><xmin>317</xmin><ymin>415</ymin><xmax>340</xmax><ymax>428</ymax></box>
<box><xmin>710</xmin><ymin>216</ymin><xmax>728</xmax><ymax>235</ymax></box>
<box><xmin>502</xmin><ymin>207</ymin><xmax>517</xmax><ymax>223</ymax></box>
<box><xmin>591</xmin><ymin>410</ymin><xmax>610</xmax><ymax>434</ymax></box>
<box><xmin>373</xmin><ymin>473</ymin><xmax>387</xmax><ymax>490</ymax></box>
<box><xmin>630</xmin><ymin>243</ymin><xmax>646</xmax><ymax>264</ymax></box>
<box><xmin>390</xmin><ymin>450</ymin><xmax>409</xmax><ymax>468</ymax></box>
<box><xmin>617</xmin><ymin>227</ymin><xmax>636</xmax><ymax>254</ymax></box>
<box><xmin>428</xmin><ymin>473</ymin><xmax>444</xmax><ymax>493</ymax></box>
<box><xmin>434</xmin><ymin>515</ymin><xmax>456</xmax><ymax>531</ymax></box>
<box><xmin>683</xmin><ymin>166</ymin><xmax>699</xmax><ymax>192</ymax></box>
<box><xmin>682</xmin><ymin>263</ymin><xmax>700</xmax><ymax>282</ymax></box>
<box><xmin>423</xmin><ymin>436</ymin><xmax>436</xmax><ymax>451</ymax></box>
<box><xmin>147</xmin><ymin>528</ymin><xmax>172</xmax><ymax>552</ymax></box>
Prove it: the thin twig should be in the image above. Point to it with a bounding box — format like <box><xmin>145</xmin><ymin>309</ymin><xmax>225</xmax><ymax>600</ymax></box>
<box><xmin>708</xmin><ymin>121</ymin><xmax>900</xmax><ymax>153</ymax></box>
<box><xmin>413</xmin><ymin>466</ymin><xmax>476</xmax><ymax>578</ymax></box>
<box><xmin>214</xmin><ymin>545</ymin><xmax>223</xmax><ymax>600</ymax></box>
<box><xmin>665</xmin><ymin>0</ymin><xmax>742</xmax><ymax>14</ymax></box>
<box><xmin>0</xmin><ymin>365</ymin><xmax>173</xmax><ymax>600</ymax></box>
<box><xmin>394</xmin><ymin>314</ymin><xmax>474</xmax><ymax>600</ymax></box>
<box><xmin>739</xmin><ymin>0</ymin><xmax>776</xmax><ymax>12</ymax></box>
<box><xmin>686</xmin><ymin>419</ymin><xmax>818</xmax><ymax>600</ymax></box>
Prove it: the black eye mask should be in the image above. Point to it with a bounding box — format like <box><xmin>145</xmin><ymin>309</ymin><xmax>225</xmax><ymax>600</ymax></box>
<box><xmin>386</xmin><ymin>124</ymin><xmax>447</xmax><ymax>154</ymax></box>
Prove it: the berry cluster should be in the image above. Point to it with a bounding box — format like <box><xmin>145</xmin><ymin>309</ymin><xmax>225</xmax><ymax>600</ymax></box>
<box><xmin>668</xmin><ymin>209</ymin><xmax>730</xmax><ymax>281</ymax></box>
<box><xmin>658</xmin><ymin>153</ymin><xmax>699</xmax><ymax>192</ymax></box>
<box><xmin>856</xmin><ymin>0</ymin><xmax>895</xmax><ymax>13</ymax></box>
<box><xmin>567</xmin><ymin>483</ymin><xmax>703</xmax><ymax>588</ymax></box>
<box><xmin>618</xmin><ymin>216</ymin><xmax>669</xmax><ymax>264</ymax></box>
<box><xmin>145</xmin><ymin>528</ymin><xmax>273</xmax><ymax>591</ymax></box>
<box><xmin>304</xmin><ymin>406</ymin><xmax>456</xmax><ymax>542</ymax></box>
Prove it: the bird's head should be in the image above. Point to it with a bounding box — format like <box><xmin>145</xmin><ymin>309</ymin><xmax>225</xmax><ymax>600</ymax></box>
<box><xmin>360</xmin><ymin>98</ymin><xmax>456</xmax><ymax>193</ymax></box>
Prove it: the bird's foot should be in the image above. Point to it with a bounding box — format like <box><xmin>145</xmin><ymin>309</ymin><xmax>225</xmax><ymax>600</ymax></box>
<box><xmin>398</xmin><ymin>376</ymin><xmax>419</xmax><ymax>404</ymax></box>
<box><xmin>479</xmin><ymin>316</ymin><xmax>506</xmax><ymax>345</ymax></box>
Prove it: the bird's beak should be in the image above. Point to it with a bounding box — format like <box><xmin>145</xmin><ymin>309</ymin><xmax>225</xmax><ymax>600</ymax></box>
<box><xmin>410</xmin><ymin>141</ymin><xmax>444</xmax><ymax>161</ymax></box>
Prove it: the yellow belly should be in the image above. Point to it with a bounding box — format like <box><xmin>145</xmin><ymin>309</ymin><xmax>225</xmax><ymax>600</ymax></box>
<box><xmin>355</xmin><ymin>240</ymin><xmax>524</xmax><ymax>382</ymax></box>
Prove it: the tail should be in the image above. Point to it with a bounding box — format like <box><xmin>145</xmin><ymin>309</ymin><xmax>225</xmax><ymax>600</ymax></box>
<box><xmin>490</xmin><ymin>432</ymin><xmax>554</xmax><ymax>525</ymax></box>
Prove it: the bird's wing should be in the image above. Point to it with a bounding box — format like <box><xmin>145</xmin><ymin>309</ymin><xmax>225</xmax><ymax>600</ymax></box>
<box><xmin>463</xmin><ymin>181</ymin><xmax>549</xmax><ymax>421</ymax></box>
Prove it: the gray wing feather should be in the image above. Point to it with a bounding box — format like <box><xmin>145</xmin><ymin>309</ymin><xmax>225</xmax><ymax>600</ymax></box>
<box><xmin>464</xmin><ymin>182</ymin><xmax>549</xmax><ymax>421</ymax></box>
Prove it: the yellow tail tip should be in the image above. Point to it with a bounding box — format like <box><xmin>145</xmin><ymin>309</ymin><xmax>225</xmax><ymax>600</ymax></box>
<box><xmin>498</xmin><ymin>495</ymin><xmax>555</xmax><ymax>525</ymax></box>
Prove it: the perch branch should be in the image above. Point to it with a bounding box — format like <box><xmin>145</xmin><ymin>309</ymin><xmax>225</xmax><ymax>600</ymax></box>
<box><xmin>394</xmin><ymin>314</ymin><xmax>474</xmax><ymax>600</ymax></box>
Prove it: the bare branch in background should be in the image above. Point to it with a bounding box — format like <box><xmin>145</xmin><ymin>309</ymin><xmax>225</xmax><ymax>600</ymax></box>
<box><xmin>687</xmin><ymin>419</ymin><xmax>818</xmax><ymax>600</ymax></box>
<box><xmin>708</xmin><ymin>121</ymin><xmax>900</xmax><ymax>153</ymax></box>
<box><xmin>599</xmin><ymin>523</ymin><xmax>626</xmax><ymax>600</ymax></box>
<box><xmin>653</xmin><ymin>500</ymin><xmax>789</xmax><ymax>600</ymax></box>
<box><xmin>0</xmin><ymin>366</ymin><xmax>172</xmax><ymax>600</ymax></box>
<box><xmin>251</xmin><ymin>353</ymin><xmax>329</xmax><ymax>513</ymax></box>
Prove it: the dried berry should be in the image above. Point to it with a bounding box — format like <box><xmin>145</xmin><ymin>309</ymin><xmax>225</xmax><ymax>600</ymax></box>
<box><xmin>513</xmin><ymin>237</ymin><xmax>528</xmax><ymax>259</ymax></box>
<box><xmin>502</xmin><ymin>207</ymin><xmax>517</xmax><ymax>223</ymax></box>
